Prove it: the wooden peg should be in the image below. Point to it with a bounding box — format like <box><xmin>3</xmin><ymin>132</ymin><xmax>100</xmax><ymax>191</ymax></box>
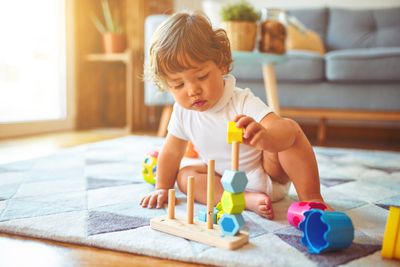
<box><xmin>207</xmin><ymin>160</ymin><xmax>215</xmax><ymax>229</ymax></box>
<box><xmin>168</xmin><ymin>189</ymin><xmax>175</xmax><ymax>219</ymax></box>
<box><xmin>232</xmin><ymin>141</ymin><xmax>240</xmax><ymax>171</ymax></box>
<box><xmin>187</xmin><ymin>176</ymin><xmax>195</xmax><ymax>224</ymax></box>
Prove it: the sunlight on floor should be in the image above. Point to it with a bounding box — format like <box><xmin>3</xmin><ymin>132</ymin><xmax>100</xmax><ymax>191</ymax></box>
<box><xmin>0</xmin><ymin>128</ymin><xmax>136</xmax><ymax>164</ymax></box>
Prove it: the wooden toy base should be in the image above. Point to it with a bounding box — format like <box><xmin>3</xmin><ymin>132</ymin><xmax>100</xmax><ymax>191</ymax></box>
<box><xmin>150</xmin><ymin>215</ymin><xmax>249</xmax><ymax>250</ymax></box>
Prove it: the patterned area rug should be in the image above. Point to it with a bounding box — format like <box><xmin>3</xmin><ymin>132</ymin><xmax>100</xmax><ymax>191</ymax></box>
<box><xmin>0</xmin><ymin>136</ymin><xmax>399</xmax><ymax>267</ymax></box>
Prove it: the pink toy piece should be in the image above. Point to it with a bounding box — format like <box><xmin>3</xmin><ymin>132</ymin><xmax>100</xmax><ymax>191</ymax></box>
<box><xmin>287</xmin><ymin>201</ymin><xmax>328</xmax><ymax>228</ymax></box>
<box><xmin>149</xmin><ymin>150</ymin><xmax>159</xmax><ymax>158</ymax></box>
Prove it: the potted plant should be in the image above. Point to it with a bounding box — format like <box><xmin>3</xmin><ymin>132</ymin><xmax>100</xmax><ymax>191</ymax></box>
<box><xmin>220</xmin><ymin>1</ymin><xmax>259</xmax><ymax>51</ymax></box>
<box><xmin>91</xmin><ymin>0</ymin><xmax>125</xmax><ymax>54</ymax></box>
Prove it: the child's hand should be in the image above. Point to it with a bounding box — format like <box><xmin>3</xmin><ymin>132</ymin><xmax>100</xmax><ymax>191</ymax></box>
<box><xmin>234</xmin><ymin>115</ymin><xmax>269</xmax><ymax>150</ymax></box>
<box><xmin>140</xmin><ymin>189</ymin><xmax>169</xmax><ymax>209</ymax></box>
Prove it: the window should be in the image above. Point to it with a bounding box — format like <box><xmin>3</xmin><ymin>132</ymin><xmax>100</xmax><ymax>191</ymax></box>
<box><xmin>0</xmin><ymin>0</ymin><xmax>74</xmax><ymax>137</ymax></box>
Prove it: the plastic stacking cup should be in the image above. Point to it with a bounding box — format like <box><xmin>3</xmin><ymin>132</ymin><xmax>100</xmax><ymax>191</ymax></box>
<box><xmin>299</xmin><ymin>209</ymin><xmax>354</xmax><ymax>254</ymax></box>
<box><xmin>287</xmin><ymin>201</ymin><xmax>328</xmax><ymax>228</ymax></box>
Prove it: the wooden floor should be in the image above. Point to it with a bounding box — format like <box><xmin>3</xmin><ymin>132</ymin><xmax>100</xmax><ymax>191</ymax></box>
<box><xmin>0</xmin><ymin>125</ymin><xmax>399</xmax><ymax>266</ymax></box>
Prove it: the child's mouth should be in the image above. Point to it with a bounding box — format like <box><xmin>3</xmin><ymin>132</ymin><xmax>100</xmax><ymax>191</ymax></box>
<box><xmin>192</xmin><ymin>100</ymin><xmax>207</xmax><ymax>108</ymax></box>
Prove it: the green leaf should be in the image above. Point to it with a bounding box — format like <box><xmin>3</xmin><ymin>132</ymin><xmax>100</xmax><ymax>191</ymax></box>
<box><xmin>101</xmin><ymin>0</ymin><xmax>115</xmax><ymax>32</ymax></box>
<box><xmin>220</xmin><ymin>0</ymin><xmax>260</xmax><ymax>22</ymax></box>
<box><xmin>90</xmin><ymin>12</ymin><xmax>106</xmax><ymax>33</ymax></box>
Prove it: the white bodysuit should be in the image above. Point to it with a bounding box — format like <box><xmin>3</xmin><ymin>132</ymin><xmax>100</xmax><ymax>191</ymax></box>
<box><xmin>168</xmin><ymin>74</ymin><xmax>290</xmax><ymax>201</ymax></box>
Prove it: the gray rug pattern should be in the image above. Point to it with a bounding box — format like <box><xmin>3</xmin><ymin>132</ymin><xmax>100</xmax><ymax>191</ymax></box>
<box><xmin>0</xmin><ymin>136</ymin><xmax>399</xmax><ymax>267</ymax></box>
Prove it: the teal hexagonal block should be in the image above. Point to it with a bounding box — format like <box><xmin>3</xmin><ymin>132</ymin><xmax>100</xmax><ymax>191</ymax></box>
<box><xmin>197</xmin><ymin>208</ymin><xmax>218</xmax><ymax>223</ymax></box>
<box><xmin>218</xmin><ymin>214</ymin><xmax>245</xmax><ymax>236</ymax></box>
<box><xmin>221</xmin><ymin>170</ymin><xmax>248</xmax><ymax>193</ymax></box>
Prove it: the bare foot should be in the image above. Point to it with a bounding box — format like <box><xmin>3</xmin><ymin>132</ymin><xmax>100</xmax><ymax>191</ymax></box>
<box><xmin>245</xmin><ymin>192</ymin><xmax>274</xmax><ymax>219</ymax></box>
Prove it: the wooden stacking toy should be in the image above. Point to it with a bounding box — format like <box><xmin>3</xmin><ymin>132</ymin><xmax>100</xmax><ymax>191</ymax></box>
<box><xmin>150</xmin><ymin>159</ymin><xmax>249</xmax><ymax>250</ymax></box>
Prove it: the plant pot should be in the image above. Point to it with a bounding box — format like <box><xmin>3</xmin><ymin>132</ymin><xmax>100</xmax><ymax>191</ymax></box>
<box><xmin>221</xmin><ymin>21</ymin><xmax>257</xmax><ymax>51</ymax></box>
<box><xmin>102</xmin><ymin>33</ymin><xmax>126</xmax><ymax>54</ymax></box>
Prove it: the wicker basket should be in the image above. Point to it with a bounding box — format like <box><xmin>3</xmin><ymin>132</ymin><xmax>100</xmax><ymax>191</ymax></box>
<box><xmin>221</xmin><ymin>21</ymin><xmax>257</xmax><ymax>51</ymax></box>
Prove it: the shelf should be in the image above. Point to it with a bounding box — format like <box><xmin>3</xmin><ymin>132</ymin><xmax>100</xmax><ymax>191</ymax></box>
<box><xmin>85</xmin><ymin>50</ymin><xmax>134</xmax><ymax>133</ymax></box>
<box><xmin>86</xmin><ymin>50</ymin><xmax>131</xmax><ymax>64</ymax></box>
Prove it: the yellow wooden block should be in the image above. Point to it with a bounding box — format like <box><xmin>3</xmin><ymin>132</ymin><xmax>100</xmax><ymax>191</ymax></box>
<box><xmin>227</xmin><ymin>122</ymin><xmax>243</xmax><ymax>144</ymax></box>
<box><xmin>382</xmin><ymin>206</ymin><xmax>400</xmax><ymax>260</ymax></box>
<box><xmin>221</xmin><ymin>191</ymin><xmax>245</xmax><ymax>214</ymax></box>
<box><xmin>217</xmin><ymin>210</ymin><xmax>224</xmax><ymax>222</ymax></box>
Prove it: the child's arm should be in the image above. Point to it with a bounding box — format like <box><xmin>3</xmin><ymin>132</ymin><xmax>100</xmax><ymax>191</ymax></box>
<box><xmin>235</xmin><ymin>113</ymin><xmax>332</xmax><ymax>208</ymax></box>
<box><xmin>235</xmin><ymin>113</ymin><xmax>299</xmax><ymax>153</ymax></box>
<box><xmin>140</xmin><ymin>134</ymin><xmax>187</xmax><ymax>208</ymax></box>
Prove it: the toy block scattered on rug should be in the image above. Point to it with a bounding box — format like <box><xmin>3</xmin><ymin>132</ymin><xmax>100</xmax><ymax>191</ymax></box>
<box><xmin>150</xmin><ymin>159</ymin><xmax>249</xmax><ymax>250</ymax></box>
<box><xmin>382</xmin><ymin>206</ymin><xmax>400</xmax><ymax>261</ymax></box>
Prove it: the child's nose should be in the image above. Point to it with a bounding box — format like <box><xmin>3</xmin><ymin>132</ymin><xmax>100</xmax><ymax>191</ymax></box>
<box><xmin>187</xmin><ymin>83</ymin><xmax>202</xmax><ymax>96</ymax></box>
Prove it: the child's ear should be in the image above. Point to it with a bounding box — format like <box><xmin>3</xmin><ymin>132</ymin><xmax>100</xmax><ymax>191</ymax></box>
<box><xmin>220</xmin><ymin>65</ymin><xmax>228</xmax><ymax>75</ymax></box>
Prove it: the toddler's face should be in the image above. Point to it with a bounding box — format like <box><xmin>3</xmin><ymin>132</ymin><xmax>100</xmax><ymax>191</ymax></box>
<box><xmin>165</xmin><ymin>59</ymin><xmax>225</xmax><ymax>112</ymax></box>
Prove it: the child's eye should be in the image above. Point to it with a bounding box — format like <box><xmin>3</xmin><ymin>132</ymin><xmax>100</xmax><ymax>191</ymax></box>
<box><xmin>198</xmin><ymin>73</ymin><xmax>209</xmax><ymax>81</ymax></box>
<box><xmin>174</xmin><ymin>83</ymin><xmax>184</xmax><ymax>89</ymax></box>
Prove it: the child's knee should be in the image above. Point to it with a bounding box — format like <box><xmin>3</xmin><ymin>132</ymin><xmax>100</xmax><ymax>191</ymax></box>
<box><xmin>284</xmin><ymin>118</ymin><xmax>302</xmax><ymax>134</ymax></box>
<box><xmin>176</xmin><ymin>165</ymin><xmax>205</xmax><ymax>193</ymax></box>
<box><xmin>177</xmin><ymin>167</ymin><xmax>190</xmax><ymax>193</ymax></box>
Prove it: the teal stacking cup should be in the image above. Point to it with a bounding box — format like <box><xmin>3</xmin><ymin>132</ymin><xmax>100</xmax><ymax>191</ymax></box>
<box><xmin>299</xmin><ymin>209</ymin><xmax>354</xmax><ymax>254</ymax></box>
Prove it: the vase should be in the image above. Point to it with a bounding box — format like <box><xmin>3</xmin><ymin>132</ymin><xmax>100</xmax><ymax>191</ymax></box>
<box><xmin>221</xmin><ymin>21</ymin><xmax>257</xmax><ymax>51</ymax></box>
<box><xmin>102</xmin><ymin>33</ymin><xmax>126</xmax><ymax>54</ymax></box>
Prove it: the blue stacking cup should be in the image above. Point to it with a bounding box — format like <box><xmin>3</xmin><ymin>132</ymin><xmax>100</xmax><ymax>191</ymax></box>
<box><xmin>299</xmin><ymin>209</ymin><xmax>354</xmax><ymax>254</ymax></box>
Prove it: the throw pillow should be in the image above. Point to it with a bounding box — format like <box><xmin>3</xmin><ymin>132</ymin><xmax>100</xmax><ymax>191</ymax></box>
<box><xmin>286</xmin><ymin>24</ymin><xmax>325</xmax><ymax>55</ymax></box>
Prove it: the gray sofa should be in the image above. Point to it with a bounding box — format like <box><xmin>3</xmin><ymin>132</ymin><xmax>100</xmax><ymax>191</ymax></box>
<box><xmin>144</xmin><ymin>7</ymin><xmax>400</xmax><ymax>137</ymax></box>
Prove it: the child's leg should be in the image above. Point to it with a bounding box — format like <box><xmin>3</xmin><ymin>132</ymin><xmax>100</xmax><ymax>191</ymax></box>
<box><xmin>263</xmin><ymin>119</ymin><xmax>323</xmax><ymax>202</ymax></box>
<box><xmin>176</xmin><ymin>164</ymin><xmax>224</xmax><ymax>205</ymax></box>
<box><xmin>177</xmin><ymin>165</ymin><xmax>274</xmax><ymax>219</ymax></box>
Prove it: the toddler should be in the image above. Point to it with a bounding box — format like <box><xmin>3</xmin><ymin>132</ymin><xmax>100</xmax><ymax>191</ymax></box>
<box><xmin>140</xmin><ymin>11</ymin><xmax>328</xmax><ymax>219</ymax></box>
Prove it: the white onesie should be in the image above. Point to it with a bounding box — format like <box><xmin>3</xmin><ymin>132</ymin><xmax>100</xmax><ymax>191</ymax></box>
<box><xmin>167</xmin><ymin>74</ymin><xmax>290</xmax><ymax>201</ymax></box>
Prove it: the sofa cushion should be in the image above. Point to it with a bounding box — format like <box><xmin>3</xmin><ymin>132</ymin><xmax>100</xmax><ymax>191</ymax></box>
<box><xmin>325</xmin><ymin>47</ymin><xmax>400</xmax><ymax>82</ymax></box>
<box><xmin>275</xmin><ymin>50</ymin><xmax>325</xmax><ymax>81</ymax></box>
<box><xmin>327</xmin><ymin>7</ymin><xmax>400</xmax><ymax>51</ymax></box>
<box><xmin>232</xmin><ymin>50</ymin><xmax>324</xmax><ymax>82</ymax></box>
<box><xmin>236</xmin><ymin>81</ymin><xmax>400</xmax><ymax>111</ymax></box>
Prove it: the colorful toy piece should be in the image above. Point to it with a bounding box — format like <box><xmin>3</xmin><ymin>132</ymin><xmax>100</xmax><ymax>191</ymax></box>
<box><xmin>184</xmin><ymin>141</ymin><xmax>199</xmax><ymax>158</ymax></box>
<box><xmin>198</xmin><ymin>208</ymin><xmax>218</xmax><ymax>223</ymax></box>
<box><xmin>221</xmin><ymin>170</ymin><xmax>248</xmax><ymax>193</ymax></box>
<box><xmin>287</xmin><ymin>201</ymin><xmax>328</xmax><ymax>228</ymax></box>
<box><xmin>227</xmin><ymin>121</ymin><xmax>243</xmax><ymax>144</ymax></box>
<box><xmin>141</xmin><ymin>150</ymin><xmax>158</xmax><ymax>185</ymax></box>
<box><xmin>299</xmin><ymin>209</ymin><xmax>354</xmax><ymax>254</ymax></box>
<box><xmin>221</xmin><ymin>191</ymin><xmax>245</xmax><ymax>214</ymax></box>
<box><xmin>382</xmin><ymin>206</ymin><xmax>400</xmax><ymax>260</ymax></box>
<box><xmin>219</xmin><ymin>214</ymin><xmax>246</xmax><ymax>236</ymax></box>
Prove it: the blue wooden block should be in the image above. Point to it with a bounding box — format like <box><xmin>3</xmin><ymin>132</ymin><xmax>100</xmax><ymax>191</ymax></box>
<box><xmin>219</xmin><ymin>214</ymin><xmax>245</xmax><ymax>236</ymax></box>
<box><xmin>198</xmin><ymin>208</ymin><xmax>218</xmax><ymax>223</ymax></box>
<box><xmin>221</xmin><ymin>170</ymin><xmax>248</xmax><ymax>193</ymax></box>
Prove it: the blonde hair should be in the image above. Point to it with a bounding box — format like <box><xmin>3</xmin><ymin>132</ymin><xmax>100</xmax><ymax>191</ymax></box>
<box><xmin>147</xmin><ymin>11</ymin><xmax>232</xmax><ymax>91</ymax></box>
